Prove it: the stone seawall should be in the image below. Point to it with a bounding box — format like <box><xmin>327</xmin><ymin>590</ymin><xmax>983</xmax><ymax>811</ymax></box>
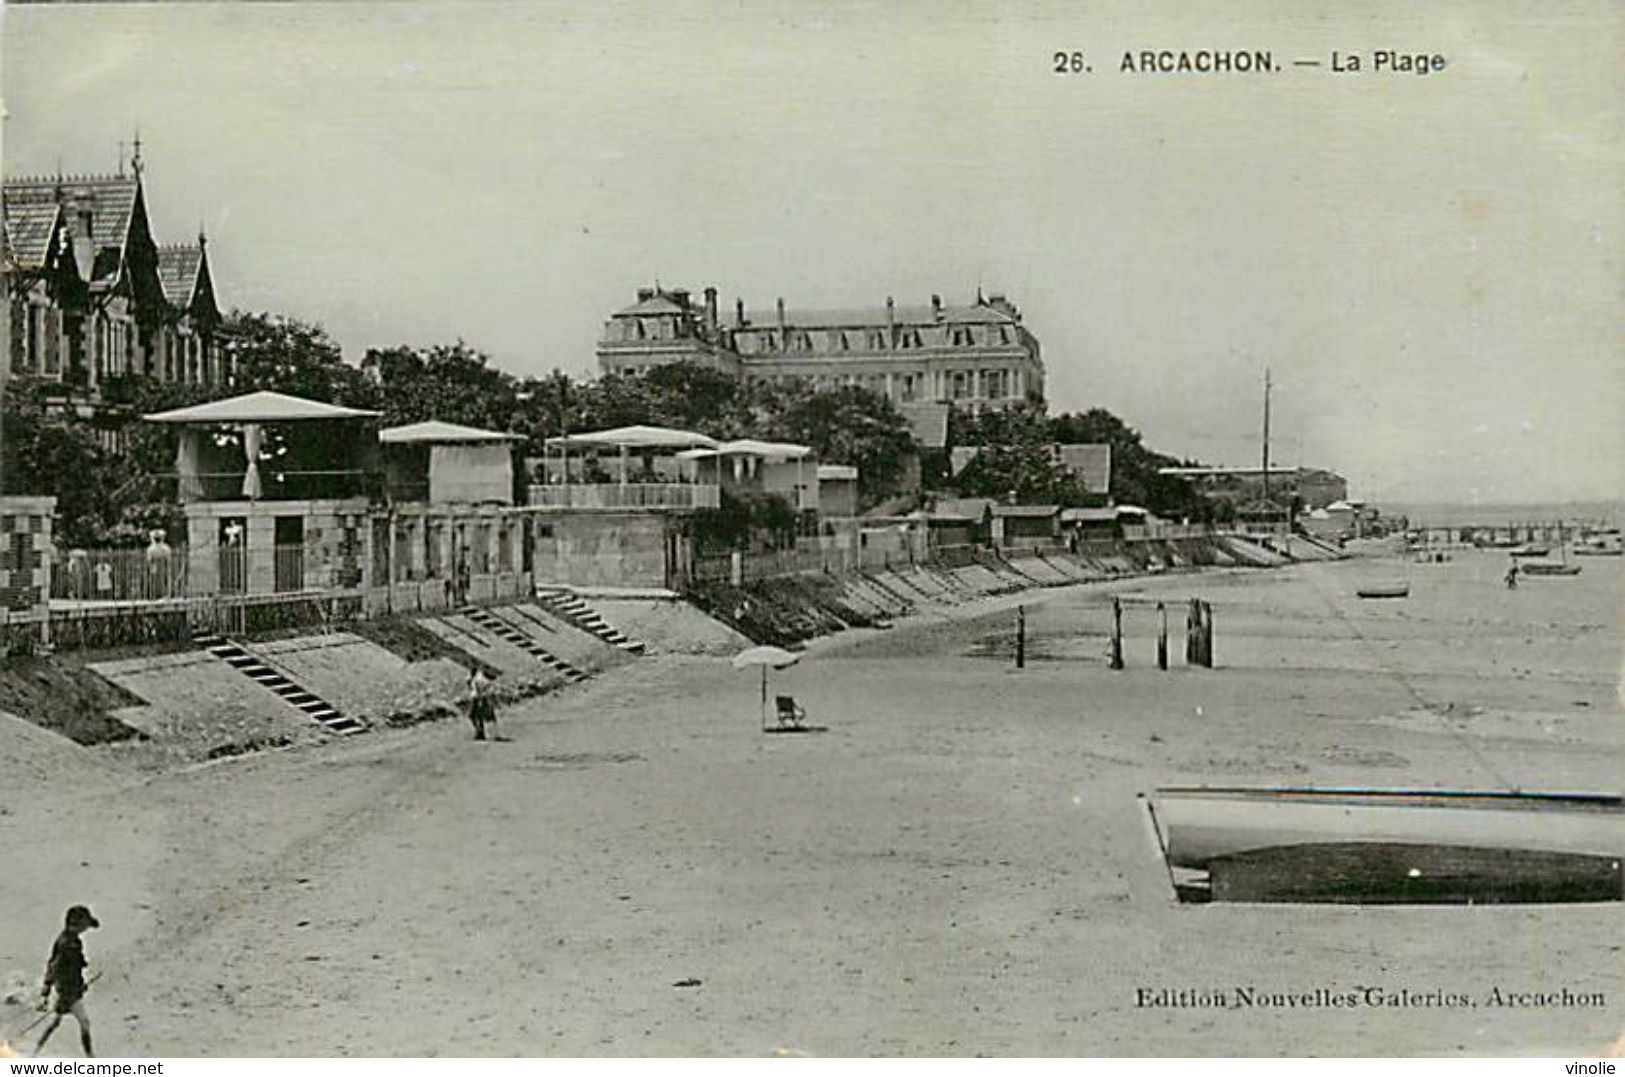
<box><xmin>682</xmin><ymin>537</ymin><xmax>1290</xmax><ymax>648</ymax></box>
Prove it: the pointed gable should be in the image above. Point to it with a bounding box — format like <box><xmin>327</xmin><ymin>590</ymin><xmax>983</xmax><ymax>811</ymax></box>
<box><xmin>2</xmin><ymin>199</ymin><xmax>62</xmax><ymax>270</ymax></box>
<box><xmin>3</xmin><ymin>174</ymin><xmax>144</xmax><ymax>290</ymax></box>
<box><xmin>157</xmin><ymin>245</ymin><xmax>204</xmax><ymax>307</ymax></box>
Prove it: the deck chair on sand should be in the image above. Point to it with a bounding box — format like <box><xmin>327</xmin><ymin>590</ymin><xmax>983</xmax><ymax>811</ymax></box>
<box><xmin>774</xmin><ymin>694</ymin><xmax>808</xmax><ymax>730</ymax></box>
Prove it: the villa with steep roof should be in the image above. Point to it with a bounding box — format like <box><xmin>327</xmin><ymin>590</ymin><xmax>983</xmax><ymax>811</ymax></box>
<box><xmin>3</xmin><ymin>149</ymin><xmax>227</xmax><ymax>427</ymax></box>
<box><xmin>596</xmin><ymin>286</ymin><xmax>1045</xmax><ymax>416</ymax></box>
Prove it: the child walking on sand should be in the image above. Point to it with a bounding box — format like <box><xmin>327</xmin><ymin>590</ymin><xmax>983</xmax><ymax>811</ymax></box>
<box><xmin>34</xmin><ymin>905</ymin><xmax>98</xmax><ymax>1057</ymax></box>
<box><xmin>467</xmin><ymin>667</ymin><xmax>497</xmax><ymax>741</ymax></box>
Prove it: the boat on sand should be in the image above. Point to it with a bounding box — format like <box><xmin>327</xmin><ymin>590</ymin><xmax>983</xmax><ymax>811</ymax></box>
<box><xmin>1146</xmin><ymin>787</ymin><xmax>1625</xmax><ymax>904</ymax></box>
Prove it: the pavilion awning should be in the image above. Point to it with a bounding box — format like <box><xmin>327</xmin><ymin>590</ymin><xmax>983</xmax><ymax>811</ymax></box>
<box><xmin>380</xmin><ymin>420</ymin><xmax>521</xmax><ymax>444</ymax></box>
<box><xmin>677</xmin><ymin>438</ymin><xmax>812</xmax><ymax>461</ymax></box>
<box><xmin>545</xmin><ymin>424</ymin><xmax>718</xmax><ymax>451</ymax></box>
<box><xmin>143</xmin><ymin>390</ymin><xmax>379</xmax><ymax>424</ymax></box>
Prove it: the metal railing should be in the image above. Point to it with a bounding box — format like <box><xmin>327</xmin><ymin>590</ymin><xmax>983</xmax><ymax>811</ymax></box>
<box><xmin>53</xmin><ymin>548</ymin><xmax>191</xmax><ymax>602</ymax></box>
<box><xmin>527</xmin><ymin>483</ymin><xmax>721</xmax><ymax>510</ymax></box>
<box><xmin>51</xmin><ymin>543</ymin><xmax>363</xmax><ymax>603</ymax></box>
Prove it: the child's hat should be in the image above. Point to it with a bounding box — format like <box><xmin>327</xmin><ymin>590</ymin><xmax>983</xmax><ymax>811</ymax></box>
<box><xmin>65</xmin><ymin>906</ymin><xmax>99</xmax><ymax>929</ymax></box>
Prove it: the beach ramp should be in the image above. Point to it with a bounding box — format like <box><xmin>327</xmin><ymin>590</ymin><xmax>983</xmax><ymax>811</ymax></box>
<box><xmin>91</xmin><ymin>650</ymin><xmax>334</xmax><ymax>753</ymax></box>
<box><xmin>420</xmin><ymin>611</ymin><xmax>587</xmax><ymax>685</ymax></box>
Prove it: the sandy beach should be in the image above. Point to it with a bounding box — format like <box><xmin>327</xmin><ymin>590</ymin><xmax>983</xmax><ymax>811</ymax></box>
<box><xmin>2</xmin><ymin>549</ymin><xmax>1620</xmax><ymax>1056</ymax></box>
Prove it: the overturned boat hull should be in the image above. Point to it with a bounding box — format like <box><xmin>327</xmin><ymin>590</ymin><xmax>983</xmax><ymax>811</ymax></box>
<box><xmin>1356</xmin><ymin>584</ymin><xmax>1410</xmax><ymax>598</ymax></box>
<box><xmin>1151</xmin><ymin>787</ymin><xmax>1625</xmax><ymax>870</ymax></box>
<box><xmin>1206</xmin><ymin>841</ymin><xmax>1622</xmax><ymax>904</ymax></box>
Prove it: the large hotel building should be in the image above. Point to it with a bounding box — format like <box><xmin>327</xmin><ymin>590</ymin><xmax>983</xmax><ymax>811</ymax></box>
<box><xmin>596</xmin><ymin>286</ymin><xmax>1045</xmax><ymax>414</ymax></box>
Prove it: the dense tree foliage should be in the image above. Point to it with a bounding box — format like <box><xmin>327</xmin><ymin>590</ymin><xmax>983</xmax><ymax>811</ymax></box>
<box><xmin>226</xmin><ymin>311</ymin><xmax>378</xmax><ymax>407</ymax></box>
<box><xmin>361</xmin><ymin>342</ymin><xmax>518</xmax><ymax>430</ymax></box>
<box><xmin>759</xmin><ymin>384</ymin><xmax>914</xmax><ymax>505</ymax></box>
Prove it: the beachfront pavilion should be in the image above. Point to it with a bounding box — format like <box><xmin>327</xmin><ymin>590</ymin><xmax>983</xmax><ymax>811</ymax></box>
<box><xmin>534</xmin><ymin>424</ymin><xmax>723</xmax><ymax>510</ymax></box>
<box><xmin>677</xmin><ymin>439</ymin><xmax>818</xmax><ymax>513</ymax></box>
<box><xmin>142</xmin><ymin>390</ymin><xmax>382</xmax><ymax>595</ymax></box>
<box><xmin>527</xmin><ymin>424</ymin><xmax>724</xmax><ymax>589</ymax></box>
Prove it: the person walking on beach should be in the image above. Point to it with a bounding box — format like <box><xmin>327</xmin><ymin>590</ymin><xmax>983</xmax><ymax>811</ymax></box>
<box><xmin>1504</xmin><ymin>561</ymin><xmax>1519</xmax><ymax>589</ymax></box>
<box><xmin>467</xmin><ymin>666</ymin><xmax>495</xmax><ymax>741</ymax></box>
<box><xmin>34</xmin><ymin>905</ymin><xmax>98</xmax><ymax>1057</ymax></box>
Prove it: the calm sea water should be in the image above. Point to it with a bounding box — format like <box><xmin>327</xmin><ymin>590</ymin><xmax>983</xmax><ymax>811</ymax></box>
<box><xmin>1380</xmin><ymin>500</ymin><xmax>1621</xmax><ymax>529</ymax></box>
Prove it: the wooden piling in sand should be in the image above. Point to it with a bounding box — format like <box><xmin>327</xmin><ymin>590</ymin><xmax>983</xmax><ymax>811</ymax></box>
<box><xmin>1016</xmin><ymin>604</ymin><xmax>1026</xmax><ymax>669</ymax></box>
<box><xmin>1186</xmin><ymin>598</ymin><xmax>1199</xmax><ymax>665</ymax></box>
<box><xmin>1157</xmin><ymin>602</ymin><xmax>1168</xmax><ymax>671</ymax></box>
<box><xmin>1185</xmin><ymin>599</ymin><xmax>1214</xmax><ymax>668</ymax></box>
<box><xmin>1110</xmin><ymin>597</ymin><xmax>1124</xmax><ymax>670</ymax></box>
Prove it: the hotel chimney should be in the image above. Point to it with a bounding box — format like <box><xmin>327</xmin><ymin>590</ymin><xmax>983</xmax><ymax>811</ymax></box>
<box><xmin>704</xmin><ymin>286</ymin><xmax>718</xmax><ymax>336</ymax></box>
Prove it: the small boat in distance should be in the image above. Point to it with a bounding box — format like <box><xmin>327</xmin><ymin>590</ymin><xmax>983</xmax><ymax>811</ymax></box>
<box><xmin>1521</xmin><ymin>528</ymin><xmax>1583</xmax><ymax>575</ymax></box>
<box><xmin>1356</xmin><ymin>582</ymin><xmax>1410</xmax><ymax>599</ymax></box>
<box><xmin>1575</xmin><ymin>533</ymin><xmax>1623</xmax><ymax>557</ymax></box>
<box><xmin>1520</xmin><ymin>561</ymin><xmax>1582</xmax><ymax>576</ymax></box>
<box><xmin>1508</xmin><ymin>543</ymin><xmax>1550</xmax><ymax>558</ymax></box>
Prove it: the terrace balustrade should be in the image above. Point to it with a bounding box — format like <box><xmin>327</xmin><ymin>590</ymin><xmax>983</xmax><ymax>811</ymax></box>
<box><xmin>527</xmin><ymin>482</ymin><xmax>721</xmax><ymax>510</ymax></box>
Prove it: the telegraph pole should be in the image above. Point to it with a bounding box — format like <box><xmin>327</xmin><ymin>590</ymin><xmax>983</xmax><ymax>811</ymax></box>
<box><xmin>1260</xmin><ymin>367</ymin><xmax>1273</xmax><ymax>510</ymax></box>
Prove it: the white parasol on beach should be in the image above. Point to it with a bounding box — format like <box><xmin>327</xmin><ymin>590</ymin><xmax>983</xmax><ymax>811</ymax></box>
<box><xmin>732</xmin><ymin>645</ymin><xmax>801</xmax><ymax>730</ymax></box>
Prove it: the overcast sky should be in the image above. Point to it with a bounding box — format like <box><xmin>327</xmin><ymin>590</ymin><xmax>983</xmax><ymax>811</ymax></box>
<box><xmin>4</xmin><ymin>0</ymin><xmax>1619</xmax><ymax>505</ymax></box>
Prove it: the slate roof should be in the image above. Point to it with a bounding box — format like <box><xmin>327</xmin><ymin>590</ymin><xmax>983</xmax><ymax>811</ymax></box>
<box><xmin>1057</xmin><ymin>443</ymin><xmax>1112</xmax><ymax>495</ymax></box>
<box><xmin>4</xmin><ymin>176</ymin><xmax>138</xmax><ymax>249</ymax></box>
<box><xmin>156</xmin><ymin>244</ymin><xmax>204</xmax><ymax>307</ymax></box>
<box><xmin>5</xmin><ymin>175</ymin><xmax>141</xmax><ymax>288</ymax></box>
<box><xmin>735</xmin><ymin>300</ymin><xmax>1017</xmax><ymax>329</ymax></box>
<box><xmin>611</xmin><ymin>294</ymin><xmax>689</xmax><ymax>317</ymax></box>
<box><xmin>3</xmin><ymin>201</ymin><xmax>61</xmax><ymax>269</ymax></box>
<box><xmin>898</xmin><ymin>402</ymin><xmax>949</xmax><ymax>448</ymax></box>
<box><xmin>932</xmin><ymin>496</ymin><xmax>995</xmax><ymax>520</ymax></box>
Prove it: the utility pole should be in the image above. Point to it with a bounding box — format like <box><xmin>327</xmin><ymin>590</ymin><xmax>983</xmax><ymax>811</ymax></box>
<box><xmin>1260</xmin><ymin>367</ymin><xmax>1273</xmax><ymax>511</ymax></box>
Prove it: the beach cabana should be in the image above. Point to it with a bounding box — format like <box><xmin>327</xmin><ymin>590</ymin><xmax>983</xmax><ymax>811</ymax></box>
<box><xmin>379</xmin><ymin>420</ymin><xmax>522</xmax><ymax>504</ymax></box>
<box><xmin>144</xmin><ymin>390</ymin><xmax>380</xmax><ymax>501</ymax></box>
<box><xmin>677</xmin><ymin>439</ymin><xmax>816</xmax><ymax>510</ymax></box>
<box><xmin>544</xmin><ymin>424</ymin><xmax>719</xmax><ymax>486</ymax></box>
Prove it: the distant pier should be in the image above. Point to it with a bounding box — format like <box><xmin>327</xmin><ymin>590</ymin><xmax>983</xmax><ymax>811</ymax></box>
<box><xmin>1409</xmin><ymin>520</ymin><xmax>1609</xmax><ymax>546</ymax></box>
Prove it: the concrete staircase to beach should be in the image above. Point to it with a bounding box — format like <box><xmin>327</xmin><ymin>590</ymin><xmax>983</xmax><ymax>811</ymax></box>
<box><xmin>457</xmin><ymin>605</ymin><xmax>592</xmax><ymax>684</ymax></box>
<box><xmin>193</xmin><ymin>634</ymin><xmax>367</xmax><ymax>736</ymax></box>
<box><xmin>533</xmin><ymin>591</ymin><xmax>647</xmax><ymax>655</ymax></box>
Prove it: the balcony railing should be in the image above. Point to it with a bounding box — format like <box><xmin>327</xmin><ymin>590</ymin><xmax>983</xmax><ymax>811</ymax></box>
<box><xmin>527</xmin><ymin>483</ymin><xmax>721</xmax><ymax>510</ymax></box>
<box><xmin>177</xmin><ymin>469</ymin><xmax>382</xmax><ymax>503</ymax></box>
